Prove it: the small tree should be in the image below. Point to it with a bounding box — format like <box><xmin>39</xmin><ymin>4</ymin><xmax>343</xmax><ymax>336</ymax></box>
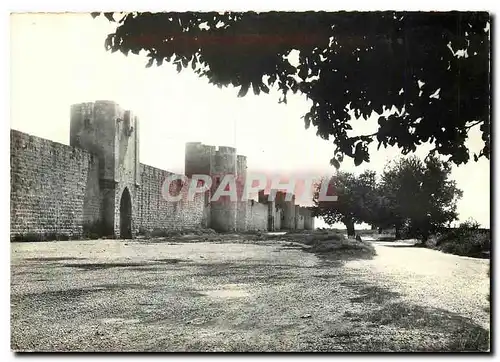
<box><xmin>380</xmin><ymin>155</ymin><xmax>462</xmax><ymax>240</ymax></box>
<box><xmin>313</xmin><ymin>170</ymin><xmax>377</xmax><ymax>237</ymax></box>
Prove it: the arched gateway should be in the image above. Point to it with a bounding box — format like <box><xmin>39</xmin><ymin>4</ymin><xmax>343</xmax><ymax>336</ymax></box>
<box><xmin>119</xmin><ymin>187</ymin><xmax>132</xmax><ymax>239</ymax></box>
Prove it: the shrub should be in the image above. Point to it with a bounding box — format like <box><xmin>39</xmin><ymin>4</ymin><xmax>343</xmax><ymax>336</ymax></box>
<box><xmin>459</xmin><ymin>218</ymin><xmax>481</xmax><ymax>230</ymax></box>
<box><xmin>11</xmin><ymin>232</ymin><xmax>42</xmax><ymax>242</ymax></box>
<box><xmin>436</xmin><ymin>222</ymin><xmax>490</xmax><ymax>258</ymax></box>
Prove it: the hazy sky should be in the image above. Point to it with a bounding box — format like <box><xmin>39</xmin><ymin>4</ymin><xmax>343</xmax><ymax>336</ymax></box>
<box><xmin>10</xmin><ymin>13</ymin><xmax>490</xmax><ymax>228</ymax></box>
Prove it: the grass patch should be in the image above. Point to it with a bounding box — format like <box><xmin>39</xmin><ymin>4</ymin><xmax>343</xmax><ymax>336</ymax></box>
<box><xmin>361</xmin><ymin>302</ymin><xmax>490</xmax><ymax>351</ymax></box>
<box><xmin>447</xmin><ymin>326</ymin><xmax>490</xmax><ymax>352</ymax></box>
<box><xmin>137</xmin><ymin>229</ymin><xmax>376</xmax><ymax>259</ymax></box>
<box><xmin>257</xmin><ymin>230</ymin><xmax>377</xmax><ymax>260</ymax></box>
<box><xmin>375</xmin><ymin>235</ymin><xmax>396</xmax><ymax>241</ymax></box>
<box><xmin>306</xmin><ymin>236</ymin><xmax>375</xmax><ymax>259</ymax></box>
<box><xmin>11</xmin><ymin>223</ymin><xmax>107</xmax><ymax>242</ymax></box>
<box><xmin>11</xmin><ymin>232</ymin><xmax>72</xmax><ymax>242</ymax></box>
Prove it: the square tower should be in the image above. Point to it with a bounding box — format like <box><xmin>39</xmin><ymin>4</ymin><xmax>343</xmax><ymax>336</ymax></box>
<box><xmin>70</xmin><ymin>100</ymin><xmax>140</xmax><ymax>238</ymax></box>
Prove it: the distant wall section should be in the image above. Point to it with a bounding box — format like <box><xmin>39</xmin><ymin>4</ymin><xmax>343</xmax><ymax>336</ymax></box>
<box><xmin>137</xmin><ymin>164</ymin><xmax>205</xmax><ymax>232</ymax></box>
<box><xmin>246</xmin><ymin>200</ymin><xmax>268</xmax><ymax>231</ymax></box>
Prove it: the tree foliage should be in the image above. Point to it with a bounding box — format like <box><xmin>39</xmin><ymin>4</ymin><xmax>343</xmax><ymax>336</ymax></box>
<box><xmin>93</xmin><ymin>11</ymin><xmax>490</xmax><ymax>167</ymax></box>
<box><xmin>313</xmin><ymin>155</ymin><xmax>462</xmax><ymax>239</ymax></box>
<box><xmin>377</xmin><ymin>155</ymin><xmax>462</xmax><ymax>239</ymax></box>
<box><xmin>313</xmin><ymin>170</ymin><xmax>377</xmax><ymax>236</ymax></box>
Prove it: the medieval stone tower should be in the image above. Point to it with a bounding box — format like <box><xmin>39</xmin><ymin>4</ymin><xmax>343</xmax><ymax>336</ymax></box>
<box><xmin>185</xmin><ymin>142</ymin><xmax>247</xmax><ymax>232</ymax></box>
<box><xmin>70</xmin><ymin>100</ymin><xmax>140</xmax><ymax>238</ymax></box>
<box><xmin>10</xmin><ymin>100</ymin><xmax>313</xmax><ymax>241</ymax></box>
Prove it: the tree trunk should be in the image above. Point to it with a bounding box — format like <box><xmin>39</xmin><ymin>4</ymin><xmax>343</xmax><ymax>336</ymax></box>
<box><xmin>395</xmin><ymin>226</ymin><xmax>401</xmax><ymax>240</ymax></box>
<box><xmin>420</xmin><ymin>230</ymin><xmax>429</xmax><ymax>245</ymax></box>
<box><xmin>378</xmin><ymin>227</ymin><xmax>383</xmax><ymax>234</ymax></box>
<box><xmin>343</xmin><ymin>218</ymin><xmax>355</xmax><ymax>238</ymax></box>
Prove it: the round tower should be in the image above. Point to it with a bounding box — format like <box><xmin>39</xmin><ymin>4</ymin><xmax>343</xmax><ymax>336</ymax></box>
<box><xmin>185</xmin><ymin>142</ymin><xmax>215</xmax><ymax>178</ymax></box>
<box><xmin>210</xmin><ymin>146</ymin><xmax>237</xmax><ymax>232</ymax></box>
<box><xmin>236</xmin><ymin>155</ymin><xmax>248</xmax><ymax>232</ymax></box>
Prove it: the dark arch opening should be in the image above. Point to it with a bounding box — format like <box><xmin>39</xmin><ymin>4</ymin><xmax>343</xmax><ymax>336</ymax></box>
<box><xmin>120</xmin><ymin>187</ymin><xmax>132</xmax><ymax>239</ymax></box>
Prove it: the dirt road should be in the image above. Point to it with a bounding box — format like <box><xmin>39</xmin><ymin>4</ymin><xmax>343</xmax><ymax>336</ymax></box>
<box><xmin>347</xmin><ymin>240</ymin><xmax>490</xmax><ymax>329</ymax></box>
<box><xmin>10</xmin><ymin>238</ymin><xmax>490</xmax><ymax>352</ymax></box>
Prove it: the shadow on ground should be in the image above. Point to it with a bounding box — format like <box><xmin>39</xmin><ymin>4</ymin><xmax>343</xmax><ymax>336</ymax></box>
<box><xmin>10</xmin><ymin>236</ymin><xmax>489</xmax><ymax>352</ymax></box>
<box><xmin>326</xmin><ymin>281</ymin><xmax>490</xmax><ymax>352</ymax></box>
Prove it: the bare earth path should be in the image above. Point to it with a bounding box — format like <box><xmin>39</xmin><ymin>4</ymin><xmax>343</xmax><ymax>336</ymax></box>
<box><xmin>347</xmin><ymin>240</ymin><xmax>490</xmax><ymax>329</ymax></box>
<box><xmin>10</xmin><ymin>238</ymin><xmax>490</xmax><ymax>352</ymax></box>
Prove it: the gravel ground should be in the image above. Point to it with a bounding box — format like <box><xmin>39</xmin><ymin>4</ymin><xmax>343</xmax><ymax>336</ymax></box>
<box><xmin>10</xmin><ymin>238</ymin><xmax>490</xmax><ymax>352</ymax></box>
<box><xmin>346</xmin><ymin>240</ymin><xmax>490</xmax><ymax>329</ymax></box>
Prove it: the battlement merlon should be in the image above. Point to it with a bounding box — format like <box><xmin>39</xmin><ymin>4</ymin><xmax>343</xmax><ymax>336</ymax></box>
<box><xmin>185</xmin><ymin>142</ymin><xmax>216</xmax><ymax>178</ymax></box>
<box><xmin>216</xmin><ymin>146</ymin><xmax>237</xmax><ymax>155</ymax></box>
<box><xmin>71</xmin><ymin>100</ymin><xmax>125</xmax><ymax>118</ymax></box>
<box><xmin>185</xmin><ymin>143</ymin><xmax>247</xmax><ymax>179</ymax></box>
<box><xmin>70</xmin><ymin>101</ymin><xmax>132</xmax><ymax>131</ymax></box>
<box><xmin>212</xmin><ymin>146</ymin><xmax>237</xmax><ymax>175</ymax></box>
<box><xmin>70</xmin><ymin>101</ymin><xmax>139</xmax><ymax>182</ymax></box>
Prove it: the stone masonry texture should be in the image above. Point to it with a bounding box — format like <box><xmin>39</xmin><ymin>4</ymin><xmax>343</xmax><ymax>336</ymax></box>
<box><xmin>10</xmin><ymin>101</ymin><xmax>314</xmax><ymax>240</ymax></box>
<box><xmin>10</xmin><ymin>130</ymin><xmax>101</xmax><ymax>239</ymax></box>
<box><xmin>137</xmin><ymin>164</ymin><xmax>205</xmax><ymax>232</ymax></box>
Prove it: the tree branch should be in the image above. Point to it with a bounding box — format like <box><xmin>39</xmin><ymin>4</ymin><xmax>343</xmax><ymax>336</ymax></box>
<box><xmin>465</xmin><ymin>120</ymin><xmax>483</xmax><ymax>130</ymax></box>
